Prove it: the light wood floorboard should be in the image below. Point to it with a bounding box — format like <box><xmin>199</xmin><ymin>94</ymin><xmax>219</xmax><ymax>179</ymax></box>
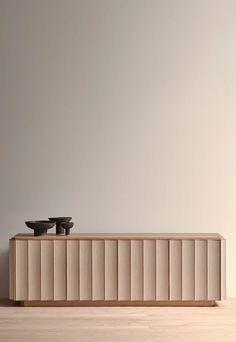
<box><xmin>0</xmin><ymin>299</ymin><xmax>236</xmax><ymax>342</ymax></box>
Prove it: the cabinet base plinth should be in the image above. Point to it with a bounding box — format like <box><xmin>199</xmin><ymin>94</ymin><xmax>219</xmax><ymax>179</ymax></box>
<box><xmin>20</xmin><ymin>300</ymin><xmax>217</xmax><ymax>307</ymax></box>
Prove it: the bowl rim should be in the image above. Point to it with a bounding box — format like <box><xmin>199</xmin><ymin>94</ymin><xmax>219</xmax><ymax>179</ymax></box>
<box><xmin>25</xmin><ymin>220</ymin><xmax>56</xmax><ymax>224</ymax></box>
<box><xmin>48</xmin><ymin>217</ymin><xmax>72</xmax><ymax>220</ymax></box>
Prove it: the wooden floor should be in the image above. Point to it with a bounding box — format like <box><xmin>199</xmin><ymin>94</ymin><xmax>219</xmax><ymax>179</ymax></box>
<box><xmin>1</xmin><ymin>299</ymin><xmax>236</xmax><ymax>342</ymax></box>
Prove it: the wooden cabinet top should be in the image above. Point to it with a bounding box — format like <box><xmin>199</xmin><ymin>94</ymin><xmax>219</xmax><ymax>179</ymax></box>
<box><xmin>11</xmin><ymin>233</ymin><xmax>224</xmax><ymax>241</ymax></box>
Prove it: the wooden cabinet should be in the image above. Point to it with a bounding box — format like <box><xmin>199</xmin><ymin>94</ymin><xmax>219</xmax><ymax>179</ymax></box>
<box><xmin>9</xmin><ymin>233</ymin><xmax>226</xmax><ymax>306</ymax></box>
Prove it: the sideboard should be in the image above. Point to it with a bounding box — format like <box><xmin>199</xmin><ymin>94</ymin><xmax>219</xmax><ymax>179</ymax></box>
<box><xmin>9</xmin><ymin>233</ymin><xmax>226</xmax><ymax>306</ymax></box>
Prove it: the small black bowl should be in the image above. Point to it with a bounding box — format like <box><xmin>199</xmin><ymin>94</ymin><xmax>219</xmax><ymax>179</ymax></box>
<box><xmin>48</xmin><ymin>217</ymin><xmax>72</xmax><ymax>235</ymax></box>
<box><xmin>25</xmin><ymin>220</ymin><xmax>56</xmax><ymax>236</ymax></box>
<box><xmin>61</xmin><ymin>222</ymin><xmax>74</xmax><ymax>235</ymax></box>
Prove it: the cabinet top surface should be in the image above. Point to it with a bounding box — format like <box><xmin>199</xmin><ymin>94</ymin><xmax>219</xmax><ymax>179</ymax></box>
<box><xmin>11</xmin><ymin>233</ymin><xmax>224</xmax><ymax>240</ymax></box>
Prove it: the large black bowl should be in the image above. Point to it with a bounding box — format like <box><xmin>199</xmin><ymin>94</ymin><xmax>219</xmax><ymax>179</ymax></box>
<box><xmin>25</xmin><ymin>220</ymin><xmax>56</xmax><ymax>236</ymax></box>
<box><xmin>48</xmin><ymin>217</ymin><xmax>72</xmax><ymax>235</ymax></box>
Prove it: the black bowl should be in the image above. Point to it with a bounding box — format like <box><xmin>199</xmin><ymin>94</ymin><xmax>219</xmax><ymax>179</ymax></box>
<box><xmin>48</xmin><ymin>217</ymin><xmax>72</xmax><ymax>235</ymax></box>
<box><xmin>61</xmin><ymin>222</ymin><xmax>74</xmax><ymax>235</ymax></box>
<box><xmin>25</xmin><ymin>220</ymin><xmax>56</xmax><ymax>236</ymax></box>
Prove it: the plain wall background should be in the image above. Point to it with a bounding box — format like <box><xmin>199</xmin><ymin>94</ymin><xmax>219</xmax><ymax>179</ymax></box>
<box><xmin>1</xmin><ymin>0</ymin><xmax>236</xmax><ymax>298</ymax></box>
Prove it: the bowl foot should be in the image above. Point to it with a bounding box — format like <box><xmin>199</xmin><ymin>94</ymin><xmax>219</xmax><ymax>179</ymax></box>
<box><xmin>34</xmin><ymin>229</ymin><xmax>47</xmax><ymax>236</ymax></box>
<box><xmin>56</xmin><ymin>225</ymin><xmax>64</xmax><ymax>235</ymax></box>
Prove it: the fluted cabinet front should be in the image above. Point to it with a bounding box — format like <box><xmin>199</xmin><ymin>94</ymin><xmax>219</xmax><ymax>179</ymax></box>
<box><xmin>9</xmin><ymin>238</ymin><xmax>226</xmax><ymax>301</ymax></box>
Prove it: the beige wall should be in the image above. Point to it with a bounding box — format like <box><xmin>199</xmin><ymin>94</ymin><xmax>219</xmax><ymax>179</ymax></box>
<box><xmin>0</xmin><ymin>0</ymin><xmax>236</xmax><ymax>298</ymax></box>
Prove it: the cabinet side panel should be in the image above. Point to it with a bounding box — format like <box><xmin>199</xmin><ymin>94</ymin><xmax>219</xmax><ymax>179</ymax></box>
<box><xmin>54</xmin><ymin>240</ymin><xmax>67</xmax><ymax>300</ymax></box>
<box><xmin>131</xmin><ymin>240</ymin><xmax>143</xmax><ymax>300</ymax></box>
<box><xmin>9</xmin><ymin>240</ymin><xmax>15</xmax><ymax>300</ymax></box>
<box><xmin>156</xmin><ymin>240</ymin><xmax>169</xmax><ymax>300</ymax></box>
<box><xmin>118</xmin><ymin>240</ymin><xmax>131</xmax><ymax>300</ymax></box>
<box><xmin>195</xmin><ymin>240</ymin><xmax>207</xmax><ymax>300</ymax></box>
<box><xmin>105</xmin><ymin>240</ymin><xmax>118</xmax><ymax>300</ymax></box>
<box><xmin>15</xmin><ymin>240</ymin><xmax>28</xmax><ymax>300</ymax></box>
<box><xmin>92</xmin><ymin>240</ymin><xmax>105</xmax><ymax>300</ymax></box>
<box><xmin>28</xmin><ymin>240</ymin><xmax>41</xmax><ymax>300</ymax></box>
<box><xmin>143</xmin><ymin>240</ymin><xmax>156</xmax><ymax>300</ymax></box>
<box><xmin>41</xmin><ymin>240</ymin><xmax>54</xmax><ymax>300</ymax></box>
<box><xmin>182</xmin><ymin>240</ymin><xmax>195</xmax><ymax>300</ymax></box>
<box><xmin>169</xmin><ymin>240</ymin><xmax>182</xmax><ymax>300</ymax></box>
<box><xmin>208</xmin><ymin>240</ymin><xmax>220</xmax><ymax>300</ymax></box>
<box><xmin>80</xmin><ymin>240</ymin><xmax>92</xmax><ymax>300</ymax></box>
<box><xmin>220</xmin><ymin>239</ymin><xmax>226</xmax><ymax>300</ymax></box>
<box><xmin>67</xmin><ymin>240</ymin><xmax>80</xmax><ymax>300</ymax></box>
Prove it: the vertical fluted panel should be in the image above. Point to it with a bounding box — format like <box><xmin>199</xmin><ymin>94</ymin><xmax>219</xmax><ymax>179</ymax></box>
<box><xmin>156</xmin><ymin>240</ymin><xmax>169</xmax><ymax>300</ymax></box>
<box><xmin>208</xmin><ymin>240</ymin><xmax>220</xmax><ymax>300</ymax></box>
<box><xmin>220</xmin><ymin>239</ymin><xmax>226</xmax><ymax>300</ymax></box>
<box><xmin>9</xmin><ymin>240</ymin><xmax>15</xmax><ymax>300</ymax></box>
<box><xmin>143</xmin><ymin>240</ymin><xmax>156</xmax><ymax>300</ymax></box>
<box><xmin>131</xmin><ymin>240</ymin><xmax>143</xmax><ymax>300</ymax></box>
<box><xmin>169</xmin><ymin>240</ymin><xmax>182</xmax><ymax>300</ymax></box>
<box><xmin>80</xmin><ymin>240</ymin><xmax>92</xmax><ymax>300</ymax></box>
<box><xmin>195</xmin><ymin>240</ymin><xmax>207</xmax><ymax>300</ymax></box>
<box><xmin>182</xmin><ymin>240</ymin><xmax>195</xmax><ymax>300</ymax></box>
<box><xmin>15</xmin><ymin>240</ymin><xmax>28</xmax><ymax>300</ymax></box>
<box><xmin>54</xmin><ymin>240</ymin><xmax>67</xmax><ymax>300</ymax></box>
<box><xmin>10</xmin><ymin>236</ymin><xmax>226</xmax><ymax>302</ymax></box>
<box><xmin>105</xmin><ymin>240</ymin><xmax>118</xmax><ymax>300</ymax></box>
<box><xmin>28</xmin><ymin>240</ymin><xmax>41</xmax><ymax>300</ymax></box>
<box><xmin>118</xmin><ymin>240</ymin><xmax>131</xmax><ymax>300</ymax></box>
<box><xmin>92</xmin><ymin>240</ymin><xmax>105</xmax><ymax>300</ymax></box>
<box><xmin>41</xmin><ymin>240</ymin><xmax>54</xmax><ymax>300</ymax></box>
<box><xmin>67</xmin><ymin>240</ymin><xmax>80</xmax><ymax>300</ymax></box>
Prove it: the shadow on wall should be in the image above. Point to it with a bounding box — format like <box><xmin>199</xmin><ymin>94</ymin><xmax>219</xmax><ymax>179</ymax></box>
<box><xmin>0</xmin><ymin>250</ymin><xmax>9</xmax><ymax>298</ymax></box>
